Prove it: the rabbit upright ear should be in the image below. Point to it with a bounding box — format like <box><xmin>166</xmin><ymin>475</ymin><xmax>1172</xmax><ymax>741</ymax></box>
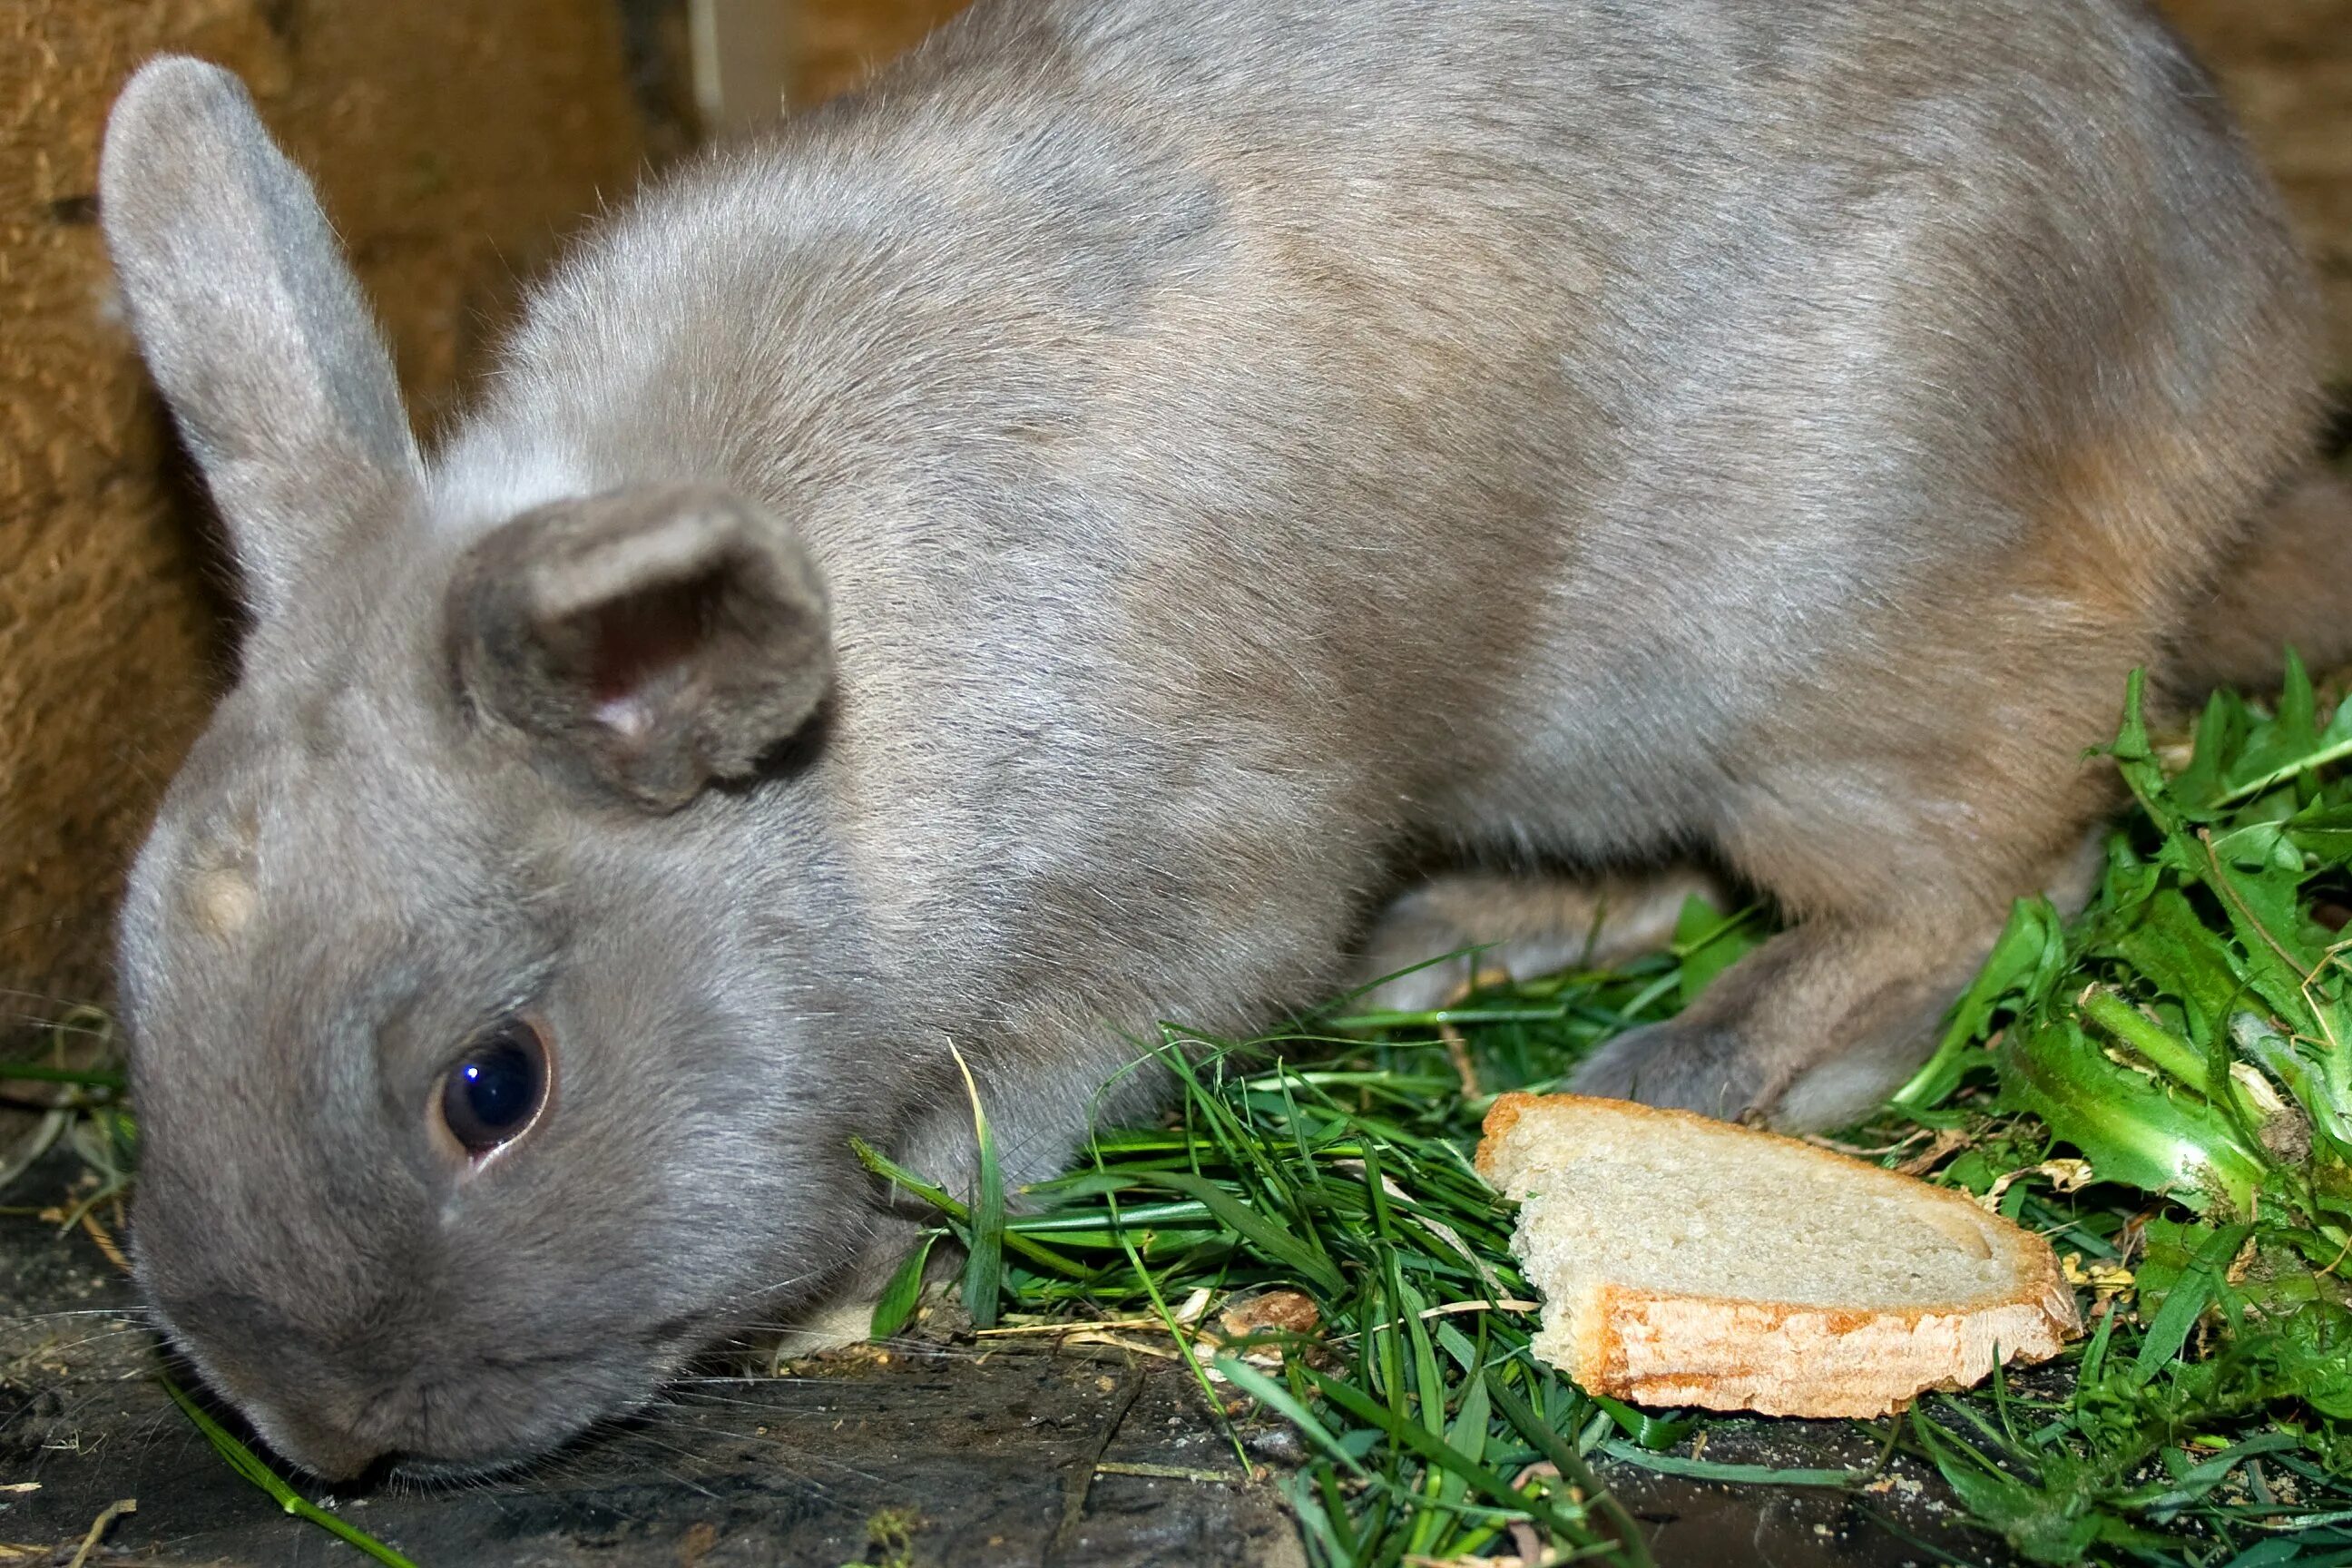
<box><xmin>99</xmin><ymin>56</ymin><xmax>421</xmax><ymax>622</ymax></box>
<box><xmin>446</xmin><ymin>486</ymin><xmax>835</xmax><ymax>811</ymax></box>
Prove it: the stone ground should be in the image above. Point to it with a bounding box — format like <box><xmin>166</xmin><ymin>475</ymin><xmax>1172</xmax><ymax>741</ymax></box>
<box><xmin>2</xmin><ymin>1155</ymin><xmax>2018</xmax><ymax>1568</ymax></box>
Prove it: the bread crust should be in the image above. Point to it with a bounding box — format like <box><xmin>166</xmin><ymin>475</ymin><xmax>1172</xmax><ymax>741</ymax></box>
<box><xmin>1478</xmin><ymin>1093</ymin><xmax>2082</xmax><ymax>1417</ymax></box>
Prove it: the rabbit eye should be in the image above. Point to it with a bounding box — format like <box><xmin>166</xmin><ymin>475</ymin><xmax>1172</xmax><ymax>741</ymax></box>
<box><xmin>439</xmin><ymin>1019</ymin><xmax>549</xmax><ymax>1157</ymax></box>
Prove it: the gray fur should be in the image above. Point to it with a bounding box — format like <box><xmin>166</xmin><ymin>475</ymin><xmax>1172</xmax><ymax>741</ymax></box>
<box><xmin>102</xmin><ymin>0</ymin><xmax>2337</xmax><ymax>1478</ymax></box>
<box><xmin>96</xmin><ymin>59</ymin><xmax>421</xmax><ymax>626</ymax></box>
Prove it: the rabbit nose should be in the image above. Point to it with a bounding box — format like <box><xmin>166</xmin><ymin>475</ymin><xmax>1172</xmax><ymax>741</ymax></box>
<box><xmin>290</xmin><ymin>1433</ymin><xmax>389</xmax><ymax>1485</ymax></box>
<box><xmin>236</xmin><ymin>1396</ymin><xmax>388</xmax><ymax>1483</ymax></box>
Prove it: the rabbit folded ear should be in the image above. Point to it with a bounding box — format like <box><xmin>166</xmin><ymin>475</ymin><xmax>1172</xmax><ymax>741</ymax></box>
<box><xmin>99</xmin><ymin>56</ymin><xmax>421</xmax><ymax>623</ymax></box>
<box><xmin>446</xmin><ymin>486</ymin><xmax>835</xmax><ymax>811</ymax></box>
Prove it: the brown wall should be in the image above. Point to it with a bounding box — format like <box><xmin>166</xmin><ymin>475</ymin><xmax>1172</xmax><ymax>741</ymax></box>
<box><xmin>1</xmin><ymin>1</ymin><xmax>648</xmax><ymax>1018</ymax></box>
<box><xmin>2160</xmin><ymin>0</ymin><xmax>2352</xmax><ymax>381</ymax></box>
<box><xmin>787</xmin><ymin>0</ymin><xmax>969</xmax><ymax>108</ymax></box>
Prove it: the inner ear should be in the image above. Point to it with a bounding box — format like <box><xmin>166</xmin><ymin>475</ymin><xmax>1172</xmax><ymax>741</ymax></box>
<box><xmin>448</xmin><ymin>486</ymin><xmax>834</xmax><ymax>811</ymax></box>
<box><xmin>583</xmin><ymin>572</ymin><xmax>731</xmax><ymax>738</ymax></box>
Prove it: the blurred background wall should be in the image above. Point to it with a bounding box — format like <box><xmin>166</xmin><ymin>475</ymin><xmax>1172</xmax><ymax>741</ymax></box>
<box><xmin>784</xmin><ymin>0</ymin><xmax>967</xmax><ymax>108</ymax></box>
<box><xmin>1</xmin><ymin>0</ymin><xmax>665</xmax><ymax>1016</ymax></box>
<box><xmin>0</xmin><ymin>0</ymin><xmax>2346</xmax><ymax>1030</ymax></box>
<box><xmin>2167</xmin><ymin>0</ymin><xmax>2352</xmax><ymax>379</ymax></box>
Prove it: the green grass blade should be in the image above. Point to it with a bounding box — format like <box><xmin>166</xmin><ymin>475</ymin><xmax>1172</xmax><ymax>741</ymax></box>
<box><xmin>0</xmin><ymin>1062</ymin><xmax>128</xmax><ymax>1089</ymax></box>
<box><xmin>161</xmin><ymin>1377</ymin><xmax>419</xmax><ymax>1568</ymax></box>
<box><xmin>851</xmin><ymin>1135</ymin><xmax>962</xmax><ymax>1212</ymax></box>
<box><xmin>951</xmin><ymin>1044</ymin><xmax>1007</xmax><ymax>1328</ymax></box>
<box><xmin>1135</xmin><ymin>1171</ymin><xmax>1344</xmax><ymax>1295</ymax></box>
<box><xmin>868</xmin><ymin>1230</ymin><xmax>939</xmax><ymax>1339</ymax></box>
<box><xmin>2134</xmin><ymin>1225</ymin><xmax>2251</xmax><ymax>1378</ymax></box>
<box><xmin>849</xmin><ymin>1134</ymin><xmax>1087</xmax><ymax>1276</ymax></box>
<box><xmin>1595</xmin><ymin>1440</ymin><xmax>1856</xmax><ymax>1487</ymax></box>
<box><xmin>1213</xmin><ymin>1355</ymin><xmax>1365</xmax><ymax>1475</ymax></box>
<box><xmin>1485</xmin><ymin>1372</ymin><xmax>1655</xmax><ymax>1568</ymax></box>
<box><xmin>1300</xmin><ymin>1365</ymin><xmax>1591</xmax><ymax>1542</ymax></box>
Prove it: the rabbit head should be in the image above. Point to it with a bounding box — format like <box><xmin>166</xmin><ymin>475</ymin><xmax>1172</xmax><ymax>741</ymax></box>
<box><xmin>102</xmin><ymin>58</ymin><xmax>886</xmax><ymax>1479</ymax></box>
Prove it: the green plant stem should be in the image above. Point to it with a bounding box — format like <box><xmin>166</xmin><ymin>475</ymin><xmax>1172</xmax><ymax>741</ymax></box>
<box><xmin>161</xmin><ymin>1377</ymin><xmax>418</xmax><ymax>1568</ymax></box>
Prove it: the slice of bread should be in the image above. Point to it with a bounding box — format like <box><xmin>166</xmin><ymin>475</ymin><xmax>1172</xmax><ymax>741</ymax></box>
<box><xmin>1475</xmin><ymin>1093</ymin><xmax>2081</xmax><ymax>1418</ymax></box>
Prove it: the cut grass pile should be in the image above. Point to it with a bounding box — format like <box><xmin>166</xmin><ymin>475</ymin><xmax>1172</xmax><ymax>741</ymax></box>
<box><xmin>7</xmin><ymin>657</ymin><xmax>2352</xmax><ymax>1567</ymax></box>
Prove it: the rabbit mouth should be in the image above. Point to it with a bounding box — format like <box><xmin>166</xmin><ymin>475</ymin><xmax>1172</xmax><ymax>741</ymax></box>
<box><xmin>384</xmin><ymin>1413</ymin><xmax>638</xmax><ymax>1486</ymax></box>
<box><xmin>384</xmin><ymin>1448</ymin><xmax>545</xmax><ymax>1487</ymax></box>
<box><xmin>365</xmin><ymin>1376</ymin><xmax>670</xmax><ymax>1483</ymax></box>
<box><xmin>240</xmin><ymin>1331</ymin><xmax>695</xmax><ymax>1484</ymax></box>
<box><xmin>244</xmin><ymin>1308</ymin><xmax>727</xmax><ymax>1484</ymax></box>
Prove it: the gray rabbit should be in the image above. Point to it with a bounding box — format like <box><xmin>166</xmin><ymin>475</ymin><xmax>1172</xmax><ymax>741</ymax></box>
<box><xmin>99</xmin><ymin>0</ymin><xmax>2346</xmax><ymax>1477</ymax></box>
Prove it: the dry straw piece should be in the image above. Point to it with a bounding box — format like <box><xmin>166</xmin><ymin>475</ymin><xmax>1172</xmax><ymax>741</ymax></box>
<box><xmin>1476</xmin><ymin>1093</ymin><xmax>2081</xmax><ymax>1418</ymax></box>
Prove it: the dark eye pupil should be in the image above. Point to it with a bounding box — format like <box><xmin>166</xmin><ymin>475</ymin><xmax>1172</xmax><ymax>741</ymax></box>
<box><xmin>441</xmin><ymin>1024</ymin><xmax>546</xmax><ymax>1154</ymax></box>
<box><xmin>460</xmin><ymin>1047</ymin><xmax>533</xmax><ymax>1126</ymax></box>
